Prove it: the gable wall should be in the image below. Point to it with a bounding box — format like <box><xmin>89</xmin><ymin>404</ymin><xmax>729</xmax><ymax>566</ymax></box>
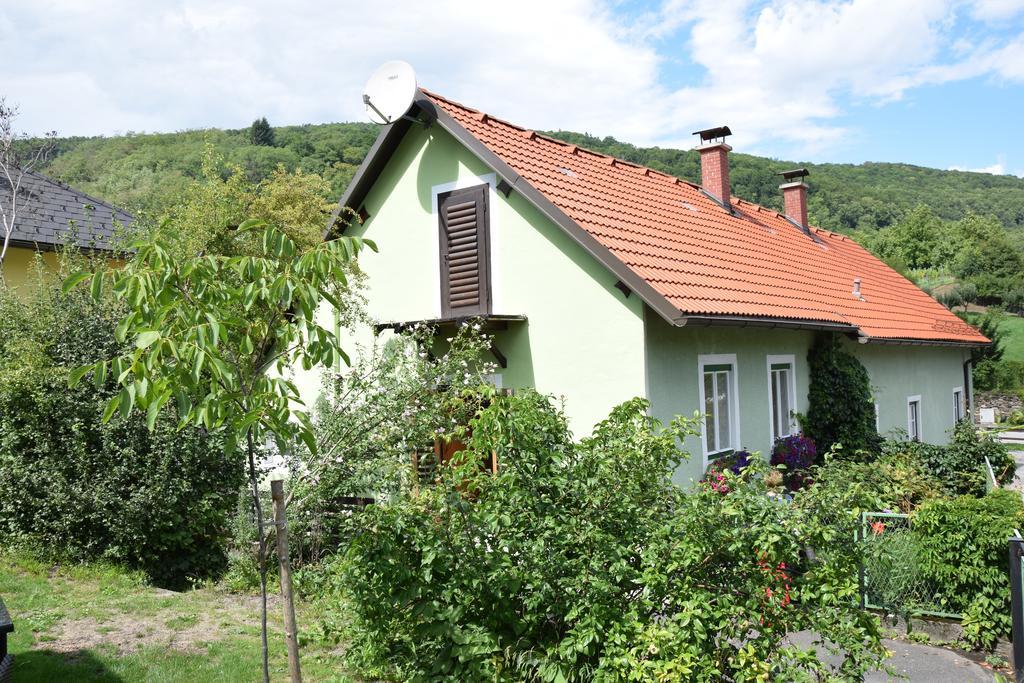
<box><xmin>329</xmin><ymin>123</ymin><xmax>648</xmax><ymax>435</ymax></box>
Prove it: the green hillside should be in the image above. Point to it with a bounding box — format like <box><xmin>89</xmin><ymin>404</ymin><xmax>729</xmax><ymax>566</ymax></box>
<box><xmin>30</xmin><ymin>121</ymin><xmax>1024</xmax><ymax>236</ymax></box>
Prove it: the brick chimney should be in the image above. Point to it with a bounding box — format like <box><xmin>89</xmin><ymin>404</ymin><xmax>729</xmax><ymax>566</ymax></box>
<box><xmin>693</xmin><ymin>126</ymin><xmax>733</xmax><ymax>209</ymax></box>
<box><xmin>778</xmin><ymin>168</ymin><xmax>810</xmax><ymax>233</ymax></box>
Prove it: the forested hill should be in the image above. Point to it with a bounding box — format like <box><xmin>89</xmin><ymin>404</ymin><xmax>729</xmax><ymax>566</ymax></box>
<box><xmin>32</xmin><ymin>121</ymin><xmax>1024</xmax><ymax>234</ymax></box>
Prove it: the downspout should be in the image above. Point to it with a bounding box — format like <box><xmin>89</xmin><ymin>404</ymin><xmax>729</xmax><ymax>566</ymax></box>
<box><xmin>964</xmin><ymin>356</ymin><xmax>974</xmax><ymax>423</ymax></box>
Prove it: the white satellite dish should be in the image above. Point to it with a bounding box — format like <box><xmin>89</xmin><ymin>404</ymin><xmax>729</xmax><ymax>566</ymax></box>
<box><xmin>362</xmin><ymin>60</ymin><xmax>417</xmax><ymax>125</ymax></box>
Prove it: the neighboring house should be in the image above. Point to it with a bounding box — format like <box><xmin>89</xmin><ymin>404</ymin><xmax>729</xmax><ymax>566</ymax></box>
<box><xmin>0</xmin><ymin>169</ymin><xmax>130</xmax><ymax>288</ymax></box>
<box><xmin>322</xmin><ymin>89</ymin><xmax>987</xmax><ymax>484</ymax></box>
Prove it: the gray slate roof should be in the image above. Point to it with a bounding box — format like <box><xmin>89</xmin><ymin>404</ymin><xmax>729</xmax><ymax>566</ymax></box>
<box><xmin>1</xmin><ymin>169</ymin><xmax>132</xmax><ymax>252</ymax></box>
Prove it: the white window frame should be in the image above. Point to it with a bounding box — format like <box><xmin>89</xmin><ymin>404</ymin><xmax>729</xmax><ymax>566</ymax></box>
<box><xmin>766</xmin><ymin>354</ymin><xmax>798</xmax><ymax>444</ymax></box>
<box><xmin>952</xmin><ymin>386</ymin><xmax>965</xmax><ymax>424</ymax></box>
<box><xmin>907</xmin><ymin>395</ymin><xmax>923</xmax><ymax>441</ymax></box>
<box><xmin>697</xmin><ymin>354</ymin><xmax>740</xmax><ymax>467</ymax></box>
<box><xmin>875</xmin><ymin>402</ymin><xmax>880</xmax><ymax>431</ymax></box>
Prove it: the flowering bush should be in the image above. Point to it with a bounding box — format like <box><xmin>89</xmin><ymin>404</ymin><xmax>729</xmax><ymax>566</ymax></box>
<box><xmin>701</xmin><ymin>449</ymin><xmax>753</xmax><ymax>494</ymax></box>
<box><xmin>771</xmin><ymin>434</ymin><xmax>817</xmax><ymax>490</ymax></box>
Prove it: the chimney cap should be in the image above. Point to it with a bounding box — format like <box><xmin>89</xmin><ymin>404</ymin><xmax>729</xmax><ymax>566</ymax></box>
<box><xmin>692</xmin><ymin>125</ymin><xmax>732</xmax><ymax>143</ymax></box>
<box><xmin>777</xmin><ymin>168</ymin><xmax>809</xmax><ymax>182</ymax></box>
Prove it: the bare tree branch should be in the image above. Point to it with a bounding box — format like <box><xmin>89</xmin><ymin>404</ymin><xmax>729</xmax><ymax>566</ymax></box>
<box><xmin>0</xmin><ymin>97</ymin><xmax>57</xmax><ymax>281</ymax></box>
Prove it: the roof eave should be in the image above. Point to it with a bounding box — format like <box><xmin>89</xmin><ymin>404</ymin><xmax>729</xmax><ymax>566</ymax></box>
<box><xmin>856</xmin><ymin>334</ymin><xmax>991</xmax><ymax>348</ymax></box>
<box><xmin>5</xmin><ymin>237</ymin><xmax>117</xmax><ymax>255</ymax></box>
<box><xmin>677</xmin><ymin>314</ymin><xmax>858</xmax><ymax>334</ymax></box>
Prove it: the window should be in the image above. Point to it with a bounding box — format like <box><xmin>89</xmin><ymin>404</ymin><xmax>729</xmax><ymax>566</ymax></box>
<box><xmin>767</xmin><ymin>355</ymin><xmax>797</xmax><ymax>443</ymax></box>
<box><xmin>698</xmin><ymin>354</ymin><xmax>739</xmax><ymax>459</ymax></box>
<box><xmin>907</xmin><ymin>396</ymin><xmax>922</xmax><ymax>441</ymax></box>
<box><xmin>953</xmin><ymin>387</ymin><xmax>965</xmax><ymax>423</ymax></box>
<box><xmin>438</xmin><ymin>184</ymin><xmax>491</xmax><ymax>317</ymax></box>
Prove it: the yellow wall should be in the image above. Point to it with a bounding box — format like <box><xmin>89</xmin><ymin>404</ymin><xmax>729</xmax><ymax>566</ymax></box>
<box><xmin>2</xmin><ymin>245</ymin><xmax>121</xmax><ymax>295</ymax></box>
<box><xmin>2</xmin><ymin>246</ymin><xmax>62</xmax><ymax>291</ymax></box>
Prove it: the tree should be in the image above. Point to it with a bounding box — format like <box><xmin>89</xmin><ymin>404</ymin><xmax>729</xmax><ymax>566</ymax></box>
<box><xmin>0</xmin><ymin>98</ymin><xmax>56</xmax><ymax>280</ymax></box>
<box><xmin>250</xmin><ymin>117</ymin><xmax>276</xmax><ymax>147</ymax></box>
<box><xmin>65</xmin><ymin>221</ymin><xmax>374</xmax><ymax>682</ymax></box>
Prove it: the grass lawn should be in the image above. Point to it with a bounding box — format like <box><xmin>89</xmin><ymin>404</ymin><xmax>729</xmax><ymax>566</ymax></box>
<box><xmin>998</xmin><ymin>314</ymin><xmax>1024</xmax><ymax>363</ymax></box>
<box><xmin>0</xmin><ymin>553</ymin><xmax>360</xmax><ymax>682</ymax></box>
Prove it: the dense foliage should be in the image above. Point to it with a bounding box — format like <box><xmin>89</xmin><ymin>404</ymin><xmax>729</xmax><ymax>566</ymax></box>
<box><xmin>29</xmin><ymin>122</ymin><xmax>378</xmax><ymax>217</ymax></box>
<box><xmin>810</xmin><ymin>450</ymin><xmax>942</xmax><ymax>515</ymax></box>
<box><xmin>0</xmin><ymin>264</ymin><xmax>239</xmax><ymax>587</ymax></box>
<box><xmin>886</xmin><ymin>421</ymin><xmax>1015</xmax><ymax>497</ymax></box>
<box><xmin>913</xmin><ymin>490</ymin><xmax>1024</xmax><ymax>649</ymax></box>
<box><xmin>804</xmin><ymin>334</ymin><xmax>881</xmax><ymax>458</ymax></box>
<box><xmin>290</xmin><ymin>323</ymin><xmax>496</xmax><ymax>564</ymax></box>
<box><xmin>331</xmin><ymin>392</ymin><xmax>885</xmax><ymax>681</ymax></box>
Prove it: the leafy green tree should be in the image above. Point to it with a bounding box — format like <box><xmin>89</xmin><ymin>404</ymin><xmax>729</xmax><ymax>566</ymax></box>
<box><xmin>249</xmin><ymin>117</ymin><xmax>275</xmax><ymax>147</ymax></box>
<box><xmin>65</xmin><ymin>221</ymin><xmax>373</xmax><ymax>682</ymax></box>
<box><xmin>156</xmin><ymin>149</ymin><xmax>333</xmax><ymax>260</ymax></box>
<box><xmin>953</xmin><ymin>214</ymin><xmax>1024</xmax><ymax>300</ymax></box>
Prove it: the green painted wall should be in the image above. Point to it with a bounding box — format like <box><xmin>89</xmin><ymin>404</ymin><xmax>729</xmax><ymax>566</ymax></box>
<box><xmin>645</xmin><ymin>310</ymin><xmax>973</xmax><ymax>485</ymax></box>
<box><xmin>644</xmin><ymin>312</ymin><xmax>816</xmax><ymax>485</ymax></box>
<box><xmin>309</xmin><ymin>122</ymin><xmax>647</xmax><ymax>436</ymax></box>
<box><xmin>850</xmin><ymin>340</ymin><xmax>969</xmax><ymax>443</ymax></box>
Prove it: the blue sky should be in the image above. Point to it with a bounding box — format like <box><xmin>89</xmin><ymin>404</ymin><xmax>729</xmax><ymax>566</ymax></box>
<box><xmin>2</xmin><ymin>0</ymin><xmax>1023</xmax><ymax>174</ymax></box>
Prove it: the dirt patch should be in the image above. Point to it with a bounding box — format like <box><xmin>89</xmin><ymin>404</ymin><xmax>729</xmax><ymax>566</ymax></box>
<box><xmin>36</xmin><ymin>591</ymin><xmax>279</xmax><ymax>656</ymax></box>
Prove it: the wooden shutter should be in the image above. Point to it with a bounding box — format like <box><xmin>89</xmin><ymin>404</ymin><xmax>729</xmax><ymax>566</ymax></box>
<box><xmin>439</xmin><ymin>185</ymin><xmax>491</xmax><ymax>317</ymax></box>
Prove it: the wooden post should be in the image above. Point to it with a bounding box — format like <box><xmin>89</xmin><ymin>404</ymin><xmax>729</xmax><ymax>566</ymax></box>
<box><xmin>270</xmin><ymin>479</ymin><xmax>302</xmax><ymax>683</ymax></box>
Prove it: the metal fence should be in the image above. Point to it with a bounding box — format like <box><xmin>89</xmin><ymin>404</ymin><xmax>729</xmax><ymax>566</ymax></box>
<box><xmin>859</xmin><ymin>512</ymin><xmax>961</xmax><ymax>620</ymax></box>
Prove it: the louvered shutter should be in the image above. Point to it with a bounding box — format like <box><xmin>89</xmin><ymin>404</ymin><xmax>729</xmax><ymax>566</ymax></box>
<box><xmin>439</xmin><ymin>185</ymin><xmax>491</xmax><ymax>317</ymax></box>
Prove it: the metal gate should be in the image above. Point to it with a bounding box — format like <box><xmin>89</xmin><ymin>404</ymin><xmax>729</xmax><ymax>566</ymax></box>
<box><xmin>859</xmin><ymin>512</ymin><xmax>960</xmax><ymax>620</ymax></box>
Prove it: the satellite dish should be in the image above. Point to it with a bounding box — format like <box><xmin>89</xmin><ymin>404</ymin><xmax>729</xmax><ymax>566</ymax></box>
<box><xmin>362</xmin><ymin>61</ymin><xmax>417</xmax><ymax>125</ymax></box>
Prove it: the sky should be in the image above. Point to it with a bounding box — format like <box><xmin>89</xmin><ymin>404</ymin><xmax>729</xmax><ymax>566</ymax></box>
<box><xmin>2</xmin><ymin>0</ymin><xmax>1024</xmax><ymax>173</ymax></box>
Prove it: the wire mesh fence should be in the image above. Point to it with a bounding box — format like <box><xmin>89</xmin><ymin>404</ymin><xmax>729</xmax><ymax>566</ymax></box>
<box><xmin>859</xmin><ymin>512</ymin><xmax>961</xmax><ymax>620</ymax></box>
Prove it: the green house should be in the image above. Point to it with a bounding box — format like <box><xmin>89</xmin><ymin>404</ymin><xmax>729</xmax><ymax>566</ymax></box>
<box><xmin>315</xmin><ymin>90</ymin><xmax>987</xmax><ymax>484</ymax></box>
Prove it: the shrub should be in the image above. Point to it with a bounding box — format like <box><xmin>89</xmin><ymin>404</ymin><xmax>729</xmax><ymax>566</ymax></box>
<box><xmin>290</xmin><ymin>322</ymin><xmax>496</xmax><ymax>566</ymax></box>
<box><xmin>331</xmin><ymin>392</ymin><xmax>886</xmax><ymax>681</ymax></box>
<box><xmin>888</xmin><ymin>421</ymin><xmax>1014</xmax><ymax>497</ymax></box>
<box><xmin>913</xmin><ymin>490</ymin><xmax>1024</xmax><ymax>649</ymax></box>
<box><xmin>811</xmin><ymin>449</ymin><xmax>942</xmax><ymax>514</ymax></box>
<box><xmin>0</xmin><ymin>268</ymin><xmax>241</xmax><ymax>588</ymax></box>
<box><xmin>804</xmin><ymin>334</ymin><xmax>881</xmax><ymax>458</ymax></box>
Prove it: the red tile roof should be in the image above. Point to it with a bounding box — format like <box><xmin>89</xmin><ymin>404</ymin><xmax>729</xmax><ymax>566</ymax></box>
<box><xmin>423</xmin><ymin>90</ymin><xmax>987</xmax><ymax>345</ymax></box>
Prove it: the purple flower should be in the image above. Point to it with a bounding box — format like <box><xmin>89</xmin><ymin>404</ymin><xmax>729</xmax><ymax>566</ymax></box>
<box><xmin>770</xmin><ymin>435</ymin><xmax>816</xmax><ymax>470</ymax></box>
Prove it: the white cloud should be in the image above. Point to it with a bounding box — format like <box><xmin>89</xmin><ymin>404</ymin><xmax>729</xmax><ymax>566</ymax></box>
<box><xmin>0</xmin><ymin>0</ymin><xmax>1021</xmax><ymax>159</ymax></box>
<box><xmin>948</xmin><ymin>161</ymin><xmax>1007</xmax><ymax>174</ymax></box>
<box><xmin>970</xmin><ymin>0</ymin><xmax>1024</xmax><ymax>21</ymax></box>
<box><xmin>948</xmin><ymin>158</ymin><xmax>1024</xmax><ymax>177</ymax></box>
